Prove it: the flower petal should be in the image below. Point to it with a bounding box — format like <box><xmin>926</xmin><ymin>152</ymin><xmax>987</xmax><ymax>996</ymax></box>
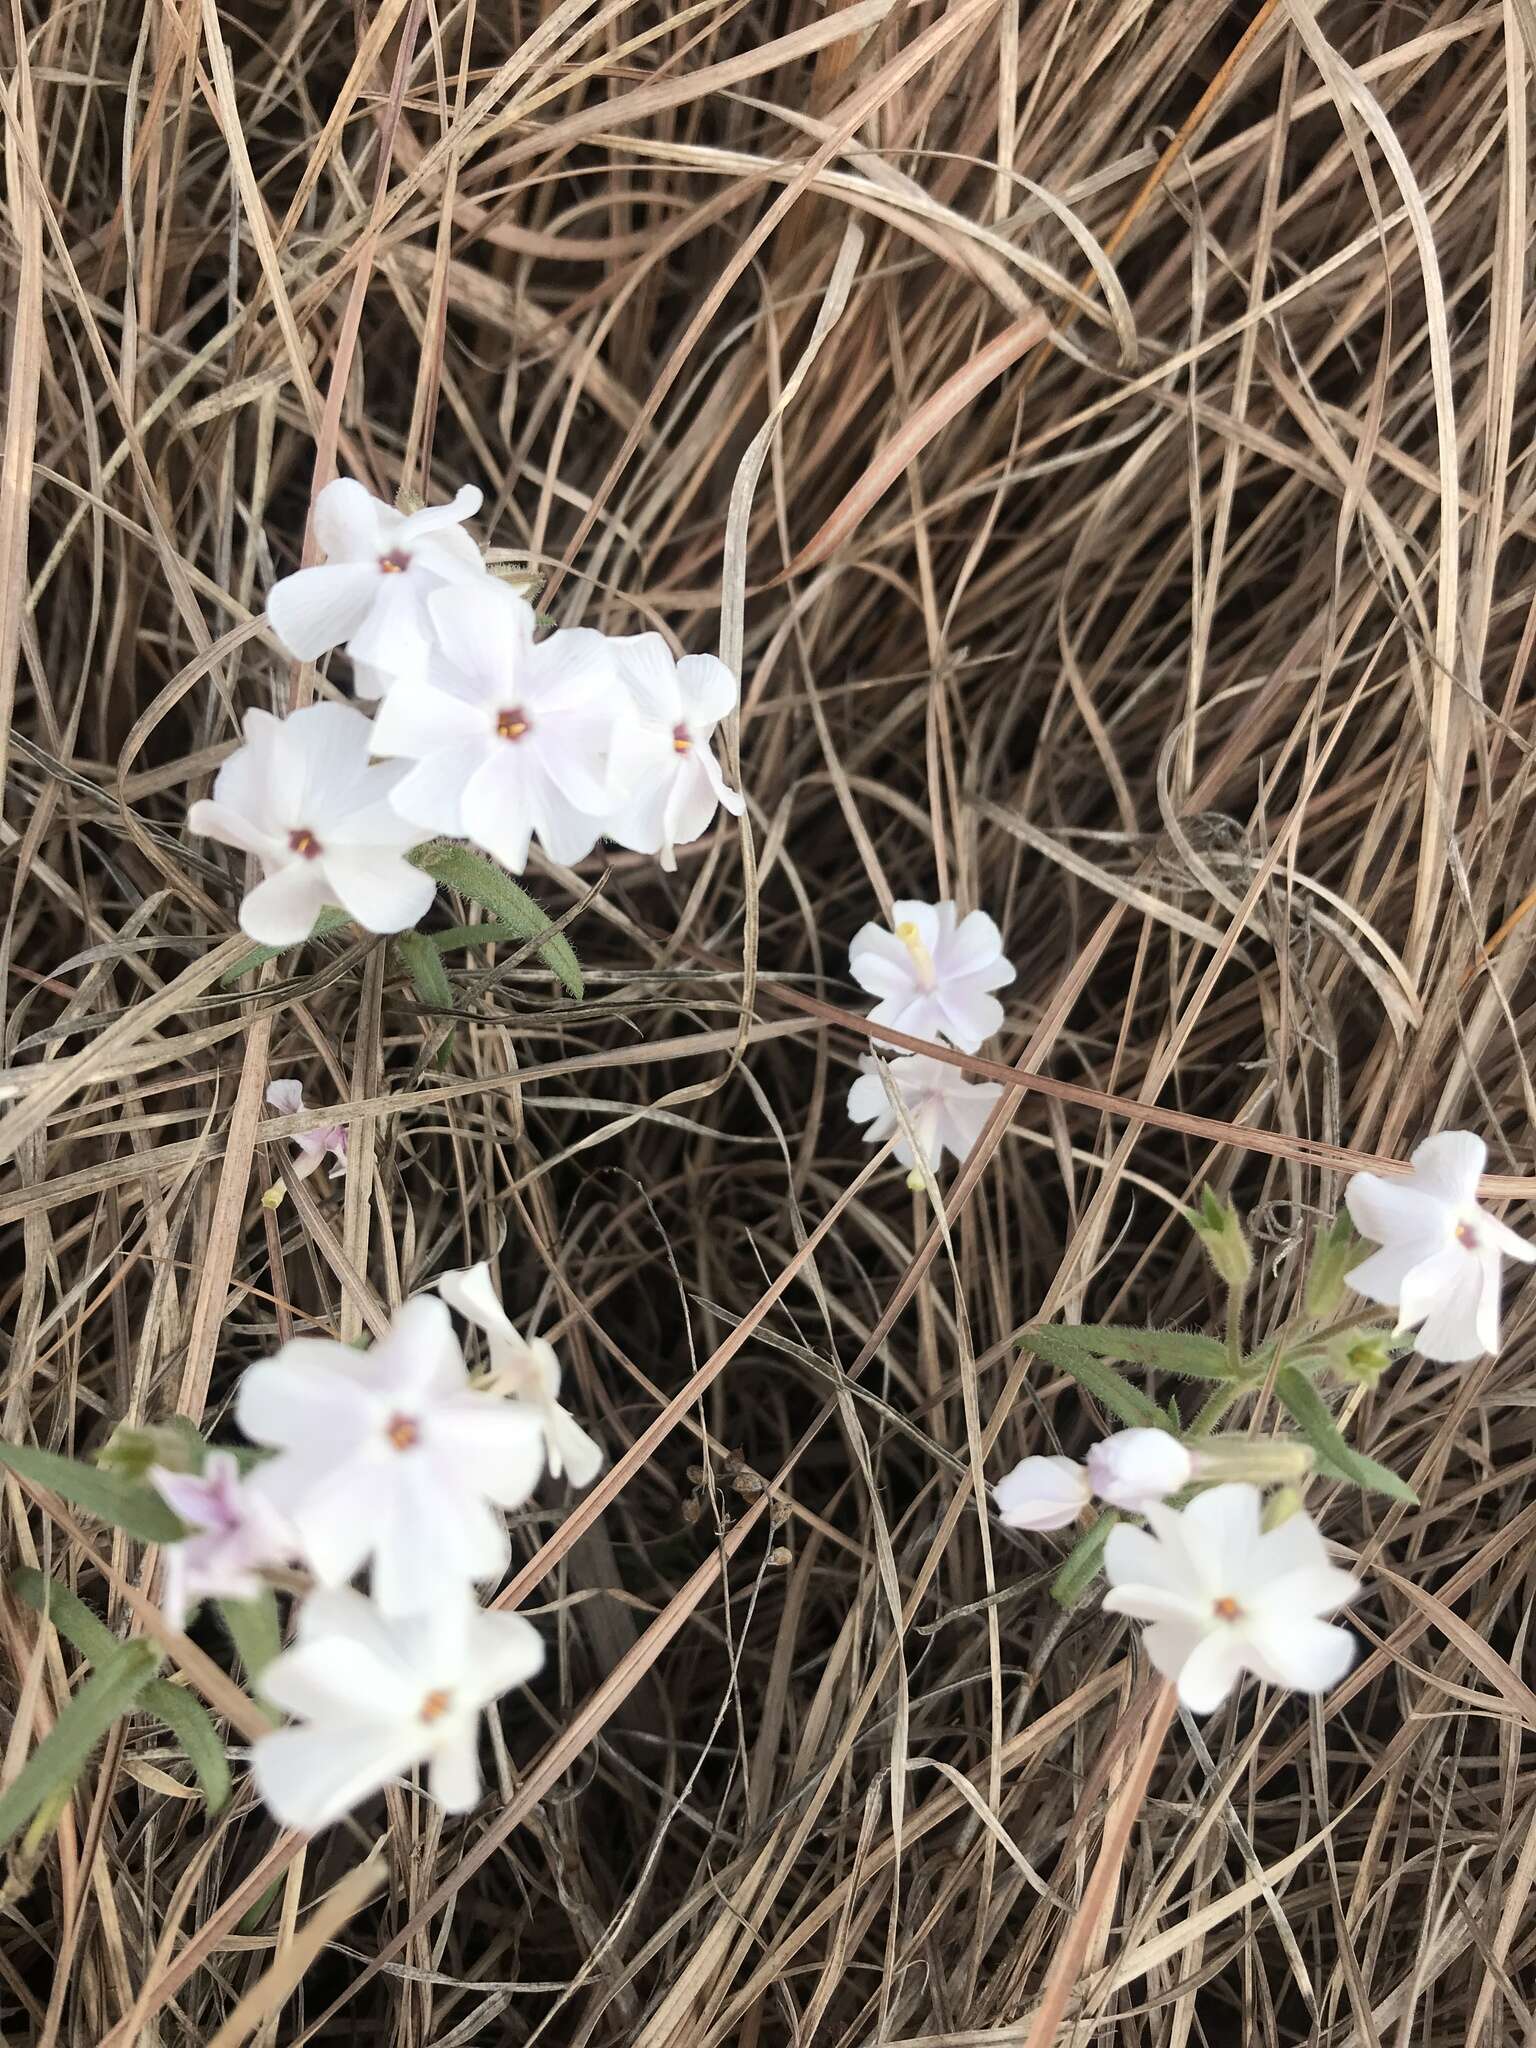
<box><xmin>313</xmin><ymin>478</ymin><xmax>386</xmax><ymax>561</ymax></box>
<box><xmin>236</xmin><ymin>1353</ymin><xmax>374</xmax><ymax>1454</ymax></box>
<box><xmin>934</xmin><ymin>985</ymin><xmax>1003</xmax><ymax>1055</ymax></box>
<box><xmin>372</xmin><ymin>1461</ymin><xmax>511</xmax><ymax>1614</ymax></box>
<box><xmin>464</xmin><ymin>1606</ymin><xmax>547</xmax><ymax>1700</ymax></box>
<box><xmin>426</xmin><ymin>579</ymin><xmax>532</xmax><ymax>686</ymax></box>
<box><xmin>426</xmin><ymin>1401</ymin><xmax>547</xmax><ymax>1510</ymax></box>
<box><xmin>1409</xmin><ymin>1130</ymin><xmax>1486</xmax><ymax>1204</ymax></box>
<box><xmin>237</xmin><ymin>864</ymin><xmax>335</xmax><ymax>946</ymax></box>
<box><xmin>435</xmin><ymin>1263</ymin><xmax>518</xmax><ymax>1344</ymax></box>
<box><xmin>458</xmin><ymin>753</ymin><xmax>535</xmax><ymax>872</ymax></box>
<box><xmin>321</xmin><ymin>849</ymin><xmax>435</xmax><ymax>936</ymax></box>
<box><xmin>371</xmin><ymin>681</ymin><xmax>488</xmax><ymax>762</ymax></box>
<box><xmin>427</xmin><ymin>1726</ymin><xmax>483</xmax><ymax>1813</ymax></box>
<box><xmin>545</xmin><ymin>1404</ymin><xmax>604</xmax><ymax>1487</ymax></box>
<box><xmin>676</xmin><ymin>653</ymin><xmax>739</xmax><ymax>726</ymax></box>
<box><xmin>188</xmin><ymin>798</ymin><xmax>284</xmax><ymax>864</ymax></box>
<box><xmin>267</xmin><ymin>562</ymin><xmax>379</xmax><ymax>660</ymax></box>
<box><xmin>1244</xmin><ymin>1614</ymin><xmax>1356</xmax><ymax>1694</ymax></box>
<box><xmin>260</xmin><ymin>1635</ymin><xmax>418</xmax><ymax>1726</ymax></box>
<box><xmin>252</xmin><ymin>1723</ymin><xmax>425</xmax><ymax>1832</ymax></box>
<box><xmin>1409</xmin><ymin>1250</ymin><xmax>1492</xmax><ymax>1361</ymax></box>
<box><xmin>1173</xmin><ymin>1628</ymin><xmax>1248</xmax><ymax>1712</ymax></box>
<box><xmin>1344</xmin><ymin>1172</ymin><xmax>1449</xmax><ymax>1265</ymax></box>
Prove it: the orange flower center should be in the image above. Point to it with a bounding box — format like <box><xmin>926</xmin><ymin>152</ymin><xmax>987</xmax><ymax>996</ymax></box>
<box><xmin>672</xmin><ymin>722</ymin><xmax>693</xmax><ymax>755</ymax></box>
<box><xmin>288</xmin><ymin>828</ymin><xmax>323</xmax><ymax>860</ymax></box>
<box><xmin>378</xmin><ymin>548</ymin><xmax>412</xmax><ymax>574</ymax></box>
<box><xmin>1212</xmin><ymin>1595</ymin><xmax>1242</xmax><ymax>1621</ymax></box>
<box><xmin>418</xmin><ymin>1688</ymin><xmax>453</xmax><ymax>1724</ymax></box>
<box><xmin>496</xmin><ymin>706</ymin><xmax>531</xmax><ymax>742</ymax></box>
<box><xmin>1455</xmin><ymin>1220</ymin><xmax>1480</xmax><ymax>1249</ymax></box>
<box><xmin>386</xmin><ymin>1412</ymin><xmax>421</xmax><ymax>1451</ymax></box>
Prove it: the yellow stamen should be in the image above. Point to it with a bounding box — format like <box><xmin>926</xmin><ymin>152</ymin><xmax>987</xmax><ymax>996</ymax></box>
<box><xmin>496</xmin><ymin>707</ymin><xmax>530</xmax><ymax>742</ymax></box>
<box><xmin>386</xmin><ymin>1413</ymin><xmax>421</xmax><ymax>1452</ymax></box>
<box><xmin>1455</xmin><ymin>1220</ymin><xmax>1479</xmax><ymax>1249</ymax></box>
<box><xmin>905</xmin><ymin>1166</ymin><xmax>926</xmax><ymax>1192</ymax></box>
<box><xmin>418</xmin><ymin>1688</ymin><xmax>453</xmax><ymax>1724</ymax></box>
<box><xmin>1212</xmin><ymin>1595</ymin><xmax>1242</xmax><ymax>1621</ymax></box>
<box><xmin>895</xmin><ymin>918</ymin><xmax>937</xmax><ymax>989</ymax></box>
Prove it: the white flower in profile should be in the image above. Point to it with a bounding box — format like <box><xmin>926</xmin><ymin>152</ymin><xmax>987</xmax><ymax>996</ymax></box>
<box><xmin>848</xmin><ymin>900</ymin><xmax>1014</xmax><ymax>1054</ymax></box>
<box><xmin>1086</xmin><ymin>1429</ymin><xmax>1193</xmax><ymax>1512</ymax></box>
<box><xmin>148</xmin><ymin>1452</ymin><xmax>294</xmax><ymax>1630</ymax></box>
<box><xmin>188</xmin><ymin>703</ymin><xmax>436</xmax><ymax>946</ymax></box>
<box><xmin>601</xmin><ymin>636</ymin><xmax>746</xmax><ymax>870</ymax></box>
<box><xmin>371</xmin><ymin>582</ymin><xmax>633</xmax><ymax>871</ymax></box>
<box><xmin>252</xmin><ymin>1585</ymin><xmax>544</xmax><ymax>1830</ymax></box>
<box><xmin>265</xmin><ymin>1079</ymin><xmax>348</xmax><ymax>1180</ymax></box>
<box><xmin>992</xmin><ymin>1455</ymin><xmax>1090</xmax><ymax>1531</ymax></box>
<box><xmin>235</xmin><ymin>1296</ymin><xmax>546</xmax><ymax>1616</ymax></box>
<box><xmin>1102</xmin><ymin>1483</ymin><xmax>1361</xmax><ymax>1713</ymax></box>
<box><xmin>1345</xmin><ymin>1131</ymin><xmax>1534</xmax><ymax>1362</ymax></box>
<box><xmin>266</xmin><ymin>478</ymin><xmax>488</xmax><ymax>697</ymax></box>
<box><xmin>434</xmin><ymin>1262</ymin><xmax>603</xmax><ymax>1487</ymax></box>
<box><xmin>847</xmin><ymin>1052</ymin><xmax>1003</xmax><ymax>1183</ymax></box>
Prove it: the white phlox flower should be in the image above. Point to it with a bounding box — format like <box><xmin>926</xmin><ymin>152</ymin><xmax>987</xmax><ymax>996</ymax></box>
<box><xmin>265</xmin><ymin>1080</ymin><xmax>348</xmax><ymax>1180</ymax></box>
<box><xmin>235</xmin><ymin>1295</ymin><xmax>546</xmax><ymax>1616</ymax></box>
<box><xmin>188</xmin><ymin>703</ymin><xmax>436</xmax><ymax>946</ymax></box>
<box><xmin>848</xmin><ymin>899</ymin><xmax>1015</xmax><ymax>1054</ymax></box>
<box><xmin>370</xmin><ymin>581</ymin><xmax>635</xmax><ymax>871</ymax></box>
<box><xmin>266</xmin><ymin>478</ymin><xmax>488</xmax><ymax>697</ymax></box>
<box><xmin>1345</xmin><ymin>1130</ymin><xmax>1535</xmax><ymax>1362</ymax></box>
<box><xmin>992</xmin><ymin>1455</ymin><xmax>1090</xmax><ymax>1532</ymax></box>
<box><xmin>847</xmin><ymin>1052</ymin><xmax>1003</xmax><ymax>1184</ymax></box>
<box><xmin>434</xmin><ymin>1261</ymin><xmax>603</xmax><ymax>1487</ymax></box>
<box><xmin>601</xmin><ymin>635</ymin><xmax>746</xmax><ymax>870</ymax></box>
<box><xmin>148</xmin><ymin>1452</ymin><xmax>295</xmax><ymax>1630</ymax></box>
<box><xmin>1086</xmin><ymin>1429</ymin><xmax>1193</xmax><ymax>1512</ymax></box>
<box><xmin>1102</xmin><ymin>1483</ymin><xmax>1361</xmax><ymax>1713</ymax></box>
<box><xmin>251</xmin><ymin>1585</ymin><xmax>544</xmax><ymax>1830</ymax></box>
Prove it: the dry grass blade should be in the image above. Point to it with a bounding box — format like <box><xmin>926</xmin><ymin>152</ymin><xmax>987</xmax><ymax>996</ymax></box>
<box><xmin>4</xmin><ymin>2</ymin><xmax>1535</xmax><ymax>2044</ymax></box>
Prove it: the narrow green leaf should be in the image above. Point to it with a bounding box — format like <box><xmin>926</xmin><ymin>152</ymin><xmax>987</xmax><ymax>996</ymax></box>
<box><xmin>218</xmin><ymin>907</ymin><xmax>353</xmax><ymax>986</ymax></box>
<box><xmin>1050</xmin><ymin>1513</ymin><xmax>1117</xmax><ymax>1607</ymax></box>
<box><xmin>1026</xmin><ymin>1323</ymin><xmax>1230</xmax><ymax>1381</ymax></box>
<box><xmin>12</xmin><ymin>1570</ymin><xmax>233</xmax><ymax>1814</ymax></box>
<box><xmin>146</xmin><ymin>1681</ymin><xmax>232</xmax><ymax>1814</ymax></box>
<box><xmin>396</xmin><ymin>931</ymin><xmax>456</xmax><ymax>1070</ymax></box>
<box><xmin>415</xmin><ymin>844</ymin><xmax>583</xmax><ymax>998</ymax></box>
<box><xmin>0</xmin><ymin>1442</ymin><xmax>184</xmax><ymax>1542</ymax></box>
<box><xmin>1275</xmin><ymin>1369</ymin><xmax>1418</xmax><ymax>1503</ymax></box>
<box><xmin>1018</xmin><ymin>1328</ymin><xmax>1171</xmax><ymax>1430</ymax></box>
<box><xmin>0</xmin><ymin>1641</ymin><xmax>162</xmax><ymax>1852</ymax></box>
<box><xmin>219</xmin><ymin>1593</ymin><xmax>283</xmax><ymax>1695</ymax></box>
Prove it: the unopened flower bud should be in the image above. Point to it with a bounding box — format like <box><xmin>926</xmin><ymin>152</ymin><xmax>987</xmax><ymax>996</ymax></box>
<box><xmin>1327</xmin><ymin>1328</ymin><xmax>1393</xmax><ymax>1387</ymax></box>
<box><xmin>1191</xmin><ymin>1438</ymin><xmax>1314</xmax><ymax>1487</ymax></box>
<box><xmin>1190</xmin><ymin>1186</ymin><xmax>1252</xmax><ymax>1289</ymax></box>
<box><xmin>1261</xmin><ymin>1484</ymin><xmax>1307</xmax><ymax>1531</ymax></box>
<box><xmin>1304</xmin><ymin>1212</ymin><xmax>1361</xmax><ymax>1319</ymax></box>
<box><xmin>1085</xmin><ymin>1429</ymin><xmax>1193</xmax><ymax>1512</ymax></box>
<box><xmin>992</xmin><ymin>1454</ymin><xmax>1091</xmax><ymax>1532</ymax></box>
<box><xmin>97</xmin><ymin>1419</ymin><xmax>205</xmax><ymax>1482</ymax></box>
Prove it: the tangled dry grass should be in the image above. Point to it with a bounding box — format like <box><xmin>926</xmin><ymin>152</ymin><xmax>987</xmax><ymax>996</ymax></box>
<box><xmin>4</xmin><ymin>0</ymin><xmax>1536</xmax><ymax>2041</ymax></box>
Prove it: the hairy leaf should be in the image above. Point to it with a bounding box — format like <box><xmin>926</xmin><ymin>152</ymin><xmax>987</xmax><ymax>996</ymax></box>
<box><xmin>0</xmin><ymin>1641</ymin><xmax>161</xmax><ymax>1851</ymax></box>
<box><xmin>1275</xmin><ymin>1370</ymin><xmax>1417</xmax><ymax>1503</ymax></box>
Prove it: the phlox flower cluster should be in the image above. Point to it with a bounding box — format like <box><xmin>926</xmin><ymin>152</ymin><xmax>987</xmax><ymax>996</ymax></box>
<box><xmin>844</xmin><ymin>898</ymin><xmax>1015</xmax><ymax>1185</ymax></box>
<box><xmin>150</xmin><ymin>1265</ymin><xmax>599</xmax><ymax>1831</ymax></box>
<box><xmin>193</xmin><ymin>478</ymin><xmax>745</xmax><ymax>945</ymax></box>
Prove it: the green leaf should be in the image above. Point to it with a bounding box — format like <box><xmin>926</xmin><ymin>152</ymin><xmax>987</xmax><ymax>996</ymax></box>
<box><xmin>218</xmin><ymin>907</ymin><xmax>354</xmax><ymax>986</ymax></box>
<box><xmin>11</xmin><ymin>1570</ymin><xmax>232</xmax><ymax>1813</ymax></box>
<box><xmin>1274</xmin><ymin>1369</ymin><xmax>1417</xmax><ymax>1502</ymax></box>
<box><xmin>1025</xmin><ymin>1323</ymin><xmax>1230</xmax><ymax>1381</ymax></box>
<box><xmin>146</xmin><ymin>1679</ymin><xmax>232</xmax><ymax>1813</ymax></box>
<box><xmin>1050</xmin><ymin>1513</ymin><xmax>1118</xmax><ymax>1606</ymax></box>
<box><xmin>219</xmin><ymin>1593</ymin><xmax>283</xmax><ymax>1696</ymax></box>
<box><xmin>1018</xmin><ymin>1327</ymin><xmax>1172</xmax><ymax>1429</ymax></box>
<box><xmin>395</xmin><ymin>931</ymin><xmax>457</xmax><ymax>1070</ymax></box>
<box><xmin>0</xmin><ymin>1442</ymin><xmax>184</xmax><ymax>1542</ymax></box>
<box><xmin>414</xmin><ymin>844</ymin><xmax>582</xmax><ymax>998</ymax></box>
<box><xmin>0</xmin><ymin>1641</ymin><xmax>161</xmax><ymax>1852</ymax></box>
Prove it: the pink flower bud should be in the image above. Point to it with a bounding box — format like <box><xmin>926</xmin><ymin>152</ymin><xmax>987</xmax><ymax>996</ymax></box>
<box><xmin>1086</xmin><ymin>1429</ymin><xmax>1193</xmax><ymax>1512</ymax></box>
<box><xmin>992</xmin><ymin>1454</ymin><xmax>1091</xmax><ymax>1532</ymax></box>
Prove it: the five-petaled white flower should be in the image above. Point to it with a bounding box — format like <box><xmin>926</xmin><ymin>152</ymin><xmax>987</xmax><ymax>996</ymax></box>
<box><xmin>235</xmin><ymin>1296</ymin><xmax>546</xmax><ymax>1616</ymax></box>
<box><xmin>1102</xmin><ymin>1483</ymin><xmax>1360</xmax><ymax>1713</ymax></box>
<box><xmin>266</xmin><ymin>479</ymin><xmax>488</xmax><ymax>697</ymax></box>
<box><xmin>992</xmin><ymin>1455</ymin><xmax>1090</xmax><ymax>1532</ymax></box>
<box><xmin>265</xmin><ymin>1079</ymin><xmax>348</xmax><ymax>1180</ymax></box>
<box><xmin>602</xmin><ymin>636</ymin><xmax>746</xmax><ymax>870</ymax></box>
<box><xmin>251</xmin><ymin>1585</ymin><xmax>544</xmax><ymax>1830</ymax></box>
<box><xmin>148</xmin><ymin>1452</ymin><xmax>294</xmax><ymax>1630</ymax></box>
<box><xmin>188</xmin><ymin>703</ymin><xmax>436</xmax><ymax>946</ymax></box>
<box><xmin>1345</xmin><ymin>1131</ymin><xmax>1534</xmax><ymax>1363</ymax></box>
<box><xmin>1086</xmin><ymin>1429</ymin><xmax>1193</xmax><ymax>1512</ymax></box>
<box><xmin>434</xmin><ymin>1262</ymin><xmax>603</xmax><ymax>1487</ymax></box>
<box><xmin>847</xmin><ymin>1052</ymin><xmax>1003</xmax><ymax>1182</ymax></box>
<box><xmin>848</xmin><ymin>899</ymin><xmax>1015</xmax><ymax>1054</ymax></box>
<box><xmin>371</xmin><ymin>582</ymin><xmax>634</xmax><ymax>871</ymax></box>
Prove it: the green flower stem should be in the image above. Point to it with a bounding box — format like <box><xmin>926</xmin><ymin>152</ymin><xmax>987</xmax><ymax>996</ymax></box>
<box><xmin>1190</xmin><ymin>1381</ymin><xmax>1245</xmax><ymax>1436</ymax></box>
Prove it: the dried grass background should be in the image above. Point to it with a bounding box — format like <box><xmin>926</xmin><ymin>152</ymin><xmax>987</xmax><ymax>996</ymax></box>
<box><xmin>3</xmin><ymin>0</ymin><xmax>1536</xmax><ymax>2042</ymax></box>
